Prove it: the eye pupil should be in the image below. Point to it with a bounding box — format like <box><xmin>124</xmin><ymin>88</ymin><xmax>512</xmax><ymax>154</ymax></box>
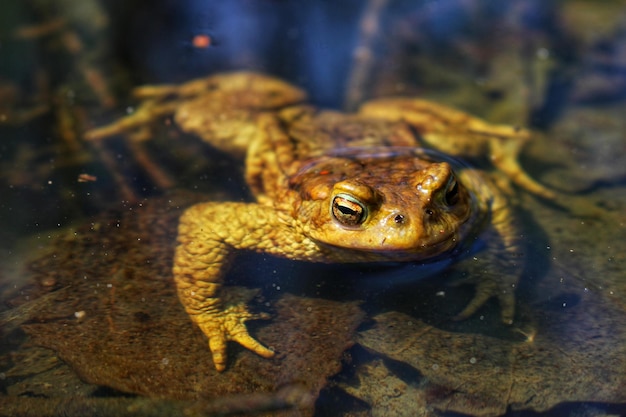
<box><xmin>332</xmin><ymin>194</ymin><xmax>366</xmax><ymax>226</ymax></box>
<box><xmin>338</xmin><ymin>205</ymin><xmax>357</xmax><ymax>216</ymax></box>
<box><xmin>445</xmin><ymin>179</ymin><xmax>459</xmax><ymax>206</ymax></box>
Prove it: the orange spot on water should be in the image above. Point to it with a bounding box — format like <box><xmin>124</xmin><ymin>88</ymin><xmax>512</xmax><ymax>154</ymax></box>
<box><xmin>192</xmin><ymin>34</ymin><xmax>213</xmax><ymax>49</ymax></box>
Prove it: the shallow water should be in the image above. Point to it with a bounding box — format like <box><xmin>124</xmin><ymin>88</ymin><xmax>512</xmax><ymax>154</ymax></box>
<box><xmin>1</xmin><ymin>1</ymin><xmax>626</xmax><ymax>416</ymax></box>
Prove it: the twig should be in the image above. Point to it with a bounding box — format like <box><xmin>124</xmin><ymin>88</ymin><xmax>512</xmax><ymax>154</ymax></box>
<box><xmin>344</xmin><ymin>0</ymin><xmax>390</xmax><ymax>111</ymax></box>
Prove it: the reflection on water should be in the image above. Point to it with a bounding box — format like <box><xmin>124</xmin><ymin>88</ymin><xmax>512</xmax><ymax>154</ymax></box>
<box><xmin>1</xmin><ymin>1</ymin><xmax>626</xmax><ymax>416</ymax></box>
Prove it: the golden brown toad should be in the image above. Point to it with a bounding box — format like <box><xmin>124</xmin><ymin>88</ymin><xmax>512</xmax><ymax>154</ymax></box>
<box><xmin>87</xmin><ymin>72</ymin><xmax>562</xmax><ymax>371</ymax></box>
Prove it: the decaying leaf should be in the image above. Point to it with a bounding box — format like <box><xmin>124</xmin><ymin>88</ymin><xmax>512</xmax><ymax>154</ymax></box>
<box><xmin>13</xmin><ymin>192</ymin><xmax>365</xmax><ymax>416</ymax></box>
<box><xmin>357</xmin><ymin>272</ymin><xmax>626</xmax><ymax>416</ymax></box>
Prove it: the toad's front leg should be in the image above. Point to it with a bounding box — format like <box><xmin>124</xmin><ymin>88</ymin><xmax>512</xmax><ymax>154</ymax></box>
<box><xmin>173</xmin><ymin>202</ymin><xmax>287</xmax><ymax>371</ymax></box>
<box><xmin>453</xmin><ymin>170</ymin><xmax>523</xmax><ymax>325</ymax></box>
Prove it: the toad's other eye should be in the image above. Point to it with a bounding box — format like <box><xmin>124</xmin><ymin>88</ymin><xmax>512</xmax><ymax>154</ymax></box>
<box><xmin>332</xmin><ymin>193</ymin><xmax>367</xmax><ymax>226</ymax></box>
<box><xmin>444</xmin><ymin>177</ymin><xmax>459</xmax><ymax>206</ymax></box>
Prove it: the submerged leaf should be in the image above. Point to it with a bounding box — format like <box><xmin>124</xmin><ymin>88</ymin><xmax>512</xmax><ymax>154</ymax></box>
<box><xmin>16</xmin><ymin>193</ymin><xmax>364</xmax><ymax>416</ymax></box>
<box><xmin>357</xmin><ymin>270</ymin><xmax>626</xmax><ymax>416</ymax></box>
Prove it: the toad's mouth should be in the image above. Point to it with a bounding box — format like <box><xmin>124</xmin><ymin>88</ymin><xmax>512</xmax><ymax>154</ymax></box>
<box><xmin>375</xmin><ymin>229</ymin><xmax>461</xmax><ymax>258</ymax></box>
<box><xmin>314</xmin><ymin>226</ymin><xmax>463</xmax><ymax>262</ymax></box>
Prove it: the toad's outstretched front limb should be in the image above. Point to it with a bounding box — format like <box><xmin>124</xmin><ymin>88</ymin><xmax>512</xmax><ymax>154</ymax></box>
<box><xmin>173</xmin><ymin>203</ymin><xmax>277</xmax><ymax>371</ymax></box>
<box><xmin>173</xmin><ymin>201</ymin><xmax>320</xmax><ymax>371</ymax></box>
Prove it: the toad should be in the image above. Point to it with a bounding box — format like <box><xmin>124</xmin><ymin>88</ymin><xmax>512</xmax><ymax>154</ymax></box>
<box><xmin>87</xmin><ymin>72</ymin><xmax>561</xmax><ymax>371</ymax></box>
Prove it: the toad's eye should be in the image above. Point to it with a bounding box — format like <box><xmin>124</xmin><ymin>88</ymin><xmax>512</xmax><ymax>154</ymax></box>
<box><xmin>444</xmin><ymin>177</ymin><xmax>459</xmax><ymax>206</ymax></box>
<box><xmin>332</xmin><ymin>193</ymin><xmax>367</xmax><ymax>226</ymax></box>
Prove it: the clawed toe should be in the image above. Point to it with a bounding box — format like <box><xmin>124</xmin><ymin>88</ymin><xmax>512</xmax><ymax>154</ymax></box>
<box><xmin>196</xmin><ymin>305</ymin><xmax>273</xmax><ymax>371</ymax></box>
<box><xmin>453</xmin><ymin>278</ymin><xmax>516</xmax><ymax>324</ymax></box>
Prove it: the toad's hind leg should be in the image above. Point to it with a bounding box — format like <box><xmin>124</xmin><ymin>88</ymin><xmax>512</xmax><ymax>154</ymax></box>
<box><xmin>174</xmin><ymin>73</ymin><xmax>306</xmax><ymax>159</ymax></box>
<box><xmin>487</xmin><ymin>134</ymin><xmax>558</xmax><ymax>202</ymax></box>
<box><xmin>359</xmin><ymin>98</ymin><xmax>559</xmax><ymax>203</ymax></box>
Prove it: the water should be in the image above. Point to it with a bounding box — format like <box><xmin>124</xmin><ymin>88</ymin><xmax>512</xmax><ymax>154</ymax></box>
<box><xmin>1</xmin><ymin>1</ymin><xmax>625</xmax><ymax>416</ymax></box>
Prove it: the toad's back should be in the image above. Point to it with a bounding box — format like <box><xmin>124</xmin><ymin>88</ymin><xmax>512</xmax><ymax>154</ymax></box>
<box><xmin>274</xmin><ymin>107</ymin><xmax>422</xmax><ymax>174</ymax></box>
<box><xmin>245</xmin><ymin>106</ymin><xmax>429</xmax><ymax>203</ymax></box>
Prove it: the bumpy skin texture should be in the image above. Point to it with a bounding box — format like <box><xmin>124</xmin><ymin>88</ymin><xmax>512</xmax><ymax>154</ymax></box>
<box><xmin>95</xmin><ymin>72</ymin><xmax>560</xmax><ymax>371</ymax></box>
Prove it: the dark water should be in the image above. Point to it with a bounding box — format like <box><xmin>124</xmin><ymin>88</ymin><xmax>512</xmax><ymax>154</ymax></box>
<box><xmin>1</xmin><ymin>1</ymin><xmax>626</xmax><ymax>416</ymax></box>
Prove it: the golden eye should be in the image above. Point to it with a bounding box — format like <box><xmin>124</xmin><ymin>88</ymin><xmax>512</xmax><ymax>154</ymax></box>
<box><xmin>332</xmin><ymin>193</ymin><xmax>367</xmax><ymax>226</ymax></box>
